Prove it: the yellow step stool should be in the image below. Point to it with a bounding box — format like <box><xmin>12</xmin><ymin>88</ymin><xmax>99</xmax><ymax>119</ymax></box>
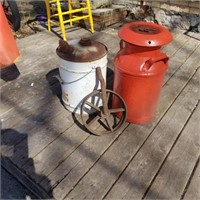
<box><xmin>45</xmin><ymin>0</ymin><xmax>94</xmax><ymax>41</ymax></box>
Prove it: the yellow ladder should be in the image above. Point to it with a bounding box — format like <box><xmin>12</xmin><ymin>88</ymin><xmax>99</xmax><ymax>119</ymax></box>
<box><xmin>45</xmin><ymin>0</ymin><xmax>94</xmax><ymax>41</ymax></box>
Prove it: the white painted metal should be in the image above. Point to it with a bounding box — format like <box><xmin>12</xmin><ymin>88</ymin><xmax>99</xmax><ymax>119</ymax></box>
<box><xmin>58</xmin><ymin>40</ymin><xmax>108</xmax><ymax>114</ymax></box>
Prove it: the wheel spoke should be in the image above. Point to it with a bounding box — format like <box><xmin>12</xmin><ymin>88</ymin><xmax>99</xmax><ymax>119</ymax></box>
<box><xmin>105</xmin><ymin>118</ymin><xmax>113</xmax><ymax>132</ymax></box>
<box><xmin>87</xmin><ymin>115</ymin><xmax>101</xmax><ymax>127</ymax></box>
<box><xmin>109</xmin><ymin>108</ymin><xmax>125</xmax><ymax>113</ymax></box>
<box><xmin>106</xmin><ymin>92</ymin><xmax>111</xmax><ymax>105</ymax></box>
<box><xmin>85</xmin><ymin>101</ymin><xmax>101</xmax><ymax>111</ymax></box>
<box><xmin>81</xmin><ymin>90</ymin><xmax>127</xmax><ymax>135</ymax></box>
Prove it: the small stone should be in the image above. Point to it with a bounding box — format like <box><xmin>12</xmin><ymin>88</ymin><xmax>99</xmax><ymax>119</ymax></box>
<box><xmin>153</xmin><ymin>8</ymin><xmax>173</xmax><ymax>28</ymax></box>
<box><xmin>144</xmin><ymin>16</ymin><xmax>155</xmax><ymax>23</ymax></box>
<box><xmin>189</xmin><ymin>15</ymin><xmax>199</xmax><ymax>27</ymax></box>
<box><xmin>171</xmin><ymin>15</ymin><xmax>190</xmax><ymax>30</ymax></box>
<box><xmin>130</xmin><ymin>6</ymin><xmax>145</xmax><ymax>20</ymax></box>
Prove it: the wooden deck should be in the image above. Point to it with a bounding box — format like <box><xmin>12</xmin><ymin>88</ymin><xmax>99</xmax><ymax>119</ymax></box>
<box><xmin>1</xmin><ymin>25</ymin><xmax>200</xmax><ymax>199</ymax></box>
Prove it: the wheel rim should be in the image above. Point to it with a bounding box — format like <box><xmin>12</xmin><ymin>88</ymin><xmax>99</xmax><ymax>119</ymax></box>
<box><xmin>80</xmin><ymin>89</ymin><xmax>127</xmax><ymax>135</ymax></box>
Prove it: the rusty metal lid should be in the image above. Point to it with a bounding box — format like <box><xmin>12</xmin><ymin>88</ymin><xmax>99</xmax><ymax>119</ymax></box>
<box><xmin>56</xmin><ymin>38</ymin><xmax>107</xmax><ymax>62</ymax></box>
<box><xmin>118</xmin><ymin>21</ymin><xmax>172</xmax><ymax>47</ymax></box>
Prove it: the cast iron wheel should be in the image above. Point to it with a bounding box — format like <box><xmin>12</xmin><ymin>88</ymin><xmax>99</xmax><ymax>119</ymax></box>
<box><xmin>80</xmin><ymin>89</ymin><xmax>127</xmax><ymax>136</ymax></box>
<box><xmin>2</xmin><ymin>0</ymin><xmax>21</xmax><ymax>31</ymax></box>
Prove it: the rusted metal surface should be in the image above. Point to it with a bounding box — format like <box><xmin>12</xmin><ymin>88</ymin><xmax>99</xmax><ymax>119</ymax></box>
<box><xmin>96</xmin><ymin>67</ymin><xmax>109</xmax><ymax>116</ymax></box>
<box><xmin>131</xmin><ymin>24</ymin><xmax>161</xmax><ymax>35</ymax></box>
<box><xmin>81</xmin><ymin>67</ymin><xmax>127</xmax><ymax>135</ymax></box>
<box><xmin>79</xmin><ymin>38</ymin><xmax>92</xmax><ymax>46</ymax></box>
<box><xmin>56</xmin><ymin>38</ymin><xmax>107</xmax><ymax>62</ymax></box>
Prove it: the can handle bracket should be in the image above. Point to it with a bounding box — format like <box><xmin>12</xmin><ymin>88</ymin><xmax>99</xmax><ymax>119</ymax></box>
<box><xmin>142</xmin><ymin>54</ymin><xmax>169</xmax><ymax>71</ymax></box>
<box><xmin>120</xmin><ymin>40</ymin><xmax>125</xmax><ymax>50</ymax></box>
<box><xmin>53</xmin><ymin>75</ymin><xmax>64</xmax><ymax>84</ymax></box>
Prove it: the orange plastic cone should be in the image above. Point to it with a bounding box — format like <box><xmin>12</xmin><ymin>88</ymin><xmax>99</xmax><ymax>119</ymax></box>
<box><xmin>0</xmin><ymin>4</ymin><xmax>19</xmax><ymax>68</ymax></box>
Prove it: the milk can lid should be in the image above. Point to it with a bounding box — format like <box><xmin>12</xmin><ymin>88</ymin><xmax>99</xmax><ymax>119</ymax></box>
<box><xmin>118</xmin><ymin>21</ymin><xmax>172</xmax><ymax>47</ymax></box>
<box><xmin>56</xmin><ymin>38</ymin><xmax>107</xmax><ymax>62</ymax></box>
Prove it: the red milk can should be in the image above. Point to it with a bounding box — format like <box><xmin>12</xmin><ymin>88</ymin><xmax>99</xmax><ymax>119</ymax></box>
<box><xmin>113</xmin><ymin>21</ymin><xmax>172</xmax><ymax>124</ymax></box>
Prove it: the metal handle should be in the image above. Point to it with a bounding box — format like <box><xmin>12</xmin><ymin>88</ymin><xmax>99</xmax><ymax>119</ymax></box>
<box><xmin>96</xmin><ymin>67</ymin><xmax>109</xmax><ymax>116</ymax></box>
<box><xmin>142</xmin><ymin>54</ymin><xmax>169</xmax><ymax>71</ymax></box>
<box><xmin>53</xmin><ymin>75</ymin><xmax>64</xmax><ymax>84</ymax></box>
<box><xmin>120</xmin><ymin>40</ymin><xmax>125</xmax><ymax>50</ymax></box>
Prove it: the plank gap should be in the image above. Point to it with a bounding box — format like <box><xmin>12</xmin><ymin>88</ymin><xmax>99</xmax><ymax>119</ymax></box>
<box><xmin>181</xmin><ymin>156</ymin><xmax>200</xmax><ymax>199</ymax></box>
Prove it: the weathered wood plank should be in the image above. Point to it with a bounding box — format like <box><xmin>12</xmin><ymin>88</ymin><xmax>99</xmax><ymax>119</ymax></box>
<box><xmin>157</xmin><ymin>43</ymin><xmax>200</xmax><ymax>116</ymax></box>
<box><xmin>16</xmin><ymin>31</ymin><xmax>52</xmax><ymax>50</ymax></box>
<box><xmin>184</xmin><ymin>31</ymin><xmax>200</xmax><ymax>41</ymax></box>
<box><xmin>1</xmin><ymin>85</ymin><xmax>62</xmax><ymax>130</ymax></box>
<box><xmin>1</xmin><ymin>157</ymin><xmax>52</xmax><ymax>199</ymax></box>
<box><xmin>2</xmin><ymin>109</ymin><xmax>74</xmax><ymax>168</ymax></box>
<box><xmin>0</xmin><ymin>66</ymin><xmax>61</xmax><ymax>123</ymax></box>
<box><xmin>144</xmin><ymin>104</ymin><xmax>200</xmax><ymax>199</ymax></box>
<box><xmin>64</xmin><ymin>67</ymin><xmax>199</xmax><ymax>200</ymax></box>
<box><xmin>164</xmin><ymin>60</ymin><xmax>183</xmax><ymax>83</ymax></box>
<box><xmin>162</xmin><ymin>30</ymin><xmax>189</xmax><ymax>57</ymax></box>
<box><xmin>22</xmin><ymin>123</ymin><xmax>90</xmax><ymax>183</ymax></box>
<box><xmin>0</xmin><ymin>59</ymin><xmax>58</xmax><ymax>115</ymax></box>
<box><xmin>183</xmin><ymin>158</ymin><xmax>200</xmax><ymax>200</ymax></box>
<box><xmin>41</xmin><ymin>123</ymin><xmax>129</xmax><ymax>199</ymax></box>
<box><xmin>162</xmin><ymin>32</ymin><xmax>194</xmax><ymax>82</ymax></box>
<box><xmin>101</xmin><ymin>27</ymin><xmax>119</xmax><ymax>37</ymax></box>
<box><xmin>170</xmin><ymin>35</ymin><xmax>200</xmax><ymax>64</ymax></box>
<box><xmin>90</xmin><ymin>32</ymin><xmax>120</xmax><ymax>58</ymax></box>
<box><xmin>1</xmin><ymin>92</ymin><xmax>65</xmax><ymax>153</ymax></box>
<box><xmin>0</xmin><ymin>32</ymin><xmax>59</xmax><ymax>88</ymax></box>
<box><xmin>0</xmin><ymin>63</ymin><xmax>61</xmax><ymax>128</ymax></box>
